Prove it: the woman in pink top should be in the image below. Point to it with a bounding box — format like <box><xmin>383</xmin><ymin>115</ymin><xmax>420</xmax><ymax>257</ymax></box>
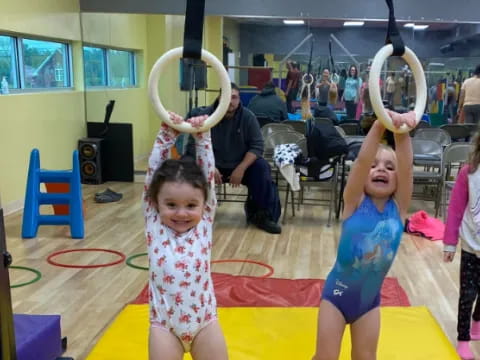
<box><xmin>458</xmin><ymin>65</ymin><xmax>480</xmax><ymax>125</ymax></box>
<box><xmin>443</xmin><ymin>134</ymin><xmax>480</xmax><ymax>360</ymax></box>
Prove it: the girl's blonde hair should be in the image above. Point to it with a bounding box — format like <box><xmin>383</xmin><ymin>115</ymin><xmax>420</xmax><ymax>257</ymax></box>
<box><xmin>378</xmin><ymin>143</ymin><xmax>396</xmax><ymax>155</ymax></box>
<box><xmin>300</xmin><ymin>86</ymin><xmax>312</xmax><ymax>120</ymax></box>
<box><xmin>377</xmin><ymin>144</ymin><xmax>397</xmax><ymax>163</ymax></box>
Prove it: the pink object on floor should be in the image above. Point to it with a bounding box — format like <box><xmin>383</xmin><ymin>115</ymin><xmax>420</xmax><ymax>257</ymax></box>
<box><xmin>471</xmin><ymin>320</ymin><xmax>480</xmax><ymax>340</ymax></box>
<box><xmin>406</xmin><ymin>210</ymin><xmax>445</xmax><ymax>241</ymax></box>
<box><xmin>457</xmin><ymin>341</ymin><xmax>475</xmax><ymax>360</ymax></box>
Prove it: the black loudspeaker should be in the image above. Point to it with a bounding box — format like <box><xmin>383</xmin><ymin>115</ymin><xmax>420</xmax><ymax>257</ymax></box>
<box><xmin>78</xmin><ymin>138</ymin><xmax>104</xmax><ymax>184</ymax></box>
<box><xmin>87</xmin><ymin>123</ymin><xmax>134</xmax><ymax>182</ymax></box>
<box><xmin>253</xmin><ymin>54</ymin><xmax>266</xmax><ymax>66</ymax></box>
<box><xmin>86</xmin><ymin>100</ymin><xmax>134</xmax><ymax>183</ymax></box>
<box><xmin>180</xmin><ymin>58</ymin><xmax>207</xmax><ymax>90</ymax></box>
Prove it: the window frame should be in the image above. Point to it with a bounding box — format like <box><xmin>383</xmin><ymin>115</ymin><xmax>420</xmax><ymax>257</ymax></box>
<box><xmin>0</xmin><ymin>35</ymin><xmax>20</xmax><ymax>89</ymax></box>
<box><xmin>0</xmin><ymin>33</ymin><xmax>73</xmax><ymax>93</ymax></box>
<box><xmin>19</xmin><ymin>36</ymin><xmax>73</xmax><ymax>90</ymax></box>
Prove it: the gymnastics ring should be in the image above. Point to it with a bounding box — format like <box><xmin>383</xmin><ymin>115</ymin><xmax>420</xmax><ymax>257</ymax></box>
<box><xmin>9</xmin><ymin>266</ymin><xmax>42</xmax><ymax>288</ymax></box>
<box><xmin>369</xmin><ymin>44</ymin><xmax>427</xmax><ymax>133</ymax></box>
<box><xmin>212</xmin><ymin>259</ymin><xmax>274</xmax><ymax>278</ymax></box>
<box><xmin>148</xmin><ymin>47</ymin><xmax>232</xmax><ymax>133</ymax></box>
<box><xmin>302</xmin><ymin>73</ymin><xmax>314</xmax><ymax>86</ymax></box>
<box><xmin>126</xmin><ymin>252</ymin><xmax>148</xmax><ymax>271</ymax></box>
<box><xmin>47</xmin><ymin>248</ymin><xmax>126</xmax><ymax>269</ymax></box>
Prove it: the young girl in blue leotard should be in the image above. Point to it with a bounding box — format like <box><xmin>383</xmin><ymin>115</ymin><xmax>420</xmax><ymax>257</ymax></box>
<box><xmin>312</xmin><ymin>111</ymin><xmax>416</xmax><ymax>360</ymax></box>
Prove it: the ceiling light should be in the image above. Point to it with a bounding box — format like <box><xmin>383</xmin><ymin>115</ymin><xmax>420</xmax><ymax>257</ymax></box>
<box><xmin>343</xmin><ymin>21</ymin><xmax>365</xmax><ymax>27</ymax></box>
<box><xmin>283</xmin><ymin>20</ymin><xmax>304</xmax><ymax>25</ymax></box>
<box><xmin>404</xmin><ymin>23</ymin><xmax>429</xmax><ymax>30</ymax></box>
<box><xmin>414</xmin><ymin>25</ymin><xmax>429</xmax><ymax>30</ymax></box>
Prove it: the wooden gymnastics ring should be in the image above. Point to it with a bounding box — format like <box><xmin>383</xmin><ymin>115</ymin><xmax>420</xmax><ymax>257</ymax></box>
<box><xmin>369</xmin><ymin>44</ymin><xmax>427</xmax><ymax>133</ymax></box>
<box><xmin>148</xmin><ymin>47</ymin><xmax>231</xmax><ymax>133</ymax></box>
<box><xmin>302</xmin><ymin>73</ymin><xmax>314</xmax><ymax>86</ymax></box>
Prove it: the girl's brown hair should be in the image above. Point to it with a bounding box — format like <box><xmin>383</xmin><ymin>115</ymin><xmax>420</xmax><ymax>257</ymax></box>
<box><xmin>469</xmin><ymin>132</ymin><xmax>480</xmax><ymax>173</ymax></box>
<box><xmin>147</xmin><ymin>158</ymin><xmax>208</xmax><ymax>208</ymax></box>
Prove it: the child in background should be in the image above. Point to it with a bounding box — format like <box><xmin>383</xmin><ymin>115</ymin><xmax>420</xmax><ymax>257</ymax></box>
<box><xmin>144</xmin><ymin>113</ymin><xmax>228</xmax><ymax>360</ymax></box>
<box><xmin>443</xmin><ymin>134</ymin><xmax>480</xmax><ymax>360</ymax></box>
<box><xmin>312</xmin><ymin>111</ymin><xmax>416</xmax><ymax>360</ymax></box>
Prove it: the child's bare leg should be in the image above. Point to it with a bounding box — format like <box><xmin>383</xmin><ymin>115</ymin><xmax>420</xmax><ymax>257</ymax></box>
<box><xmin>312</xmin><ymin>300</ymin><xmax>346</xmax><ymax>360</ymax></box>
<box><xmin>149</xmin><ymin>326</ymin><xmax>184</xmax><ymax>360</ymax></box>
<box><xmin>350</xmin><ymin>307</ymin><xmax>380</xmax><ymax>360</ymax></box>
<box><xmin>191</xmin><ymin>320</ymin><xmax>228</xmax><ymax>360</ymax></box>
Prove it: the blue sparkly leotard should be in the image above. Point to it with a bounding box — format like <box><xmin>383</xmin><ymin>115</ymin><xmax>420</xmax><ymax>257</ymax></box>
<box><xmin>322</xmin><ymin>195</ymin><xmax>404</xmax><ymax>324</ymax></box>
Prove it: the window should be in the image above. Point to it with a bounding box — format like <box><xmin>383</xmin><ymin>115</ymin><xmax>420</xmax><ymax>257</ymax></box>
<box><xmin>21</xmin><ymin>38</ymin><xmax>70</xmax><ymax>89</ymax></box>
<box><xmin>108</xmin><ymin>49</ymin><xmax>135</xmax><ymax>87</ymax></box>
<box><xmin>0</xmin><ymin>34</ymin><xmax>72</xmax><ymax>91</ymax></box>
<box><xmin>83</xmin><ymin>46</ymin><xmax>106</xmax><ymax>86</ymax></box>
<box><xmin>83</xmin><ymin>46</ymin><xmax>136</xmax><ymax>88</ymax></box>
<box><xmin>0</xmin><ymin>35</ymin><xmax>18</xmax><ymax>89</ymax></box>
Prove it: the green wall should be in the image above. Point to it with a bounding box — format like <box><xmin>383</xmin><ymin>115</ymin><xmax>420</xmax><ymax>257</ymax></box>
<box><xmin>0</xmin><ymin>0</ymin><xmax>85</xmax><ymax>212</ymax></box>
<box><xmin>82</xmin><ymin>13</ymin><xmax>151</xmax><ymax>163</ymax></box>
<box><xmin>0</xmin><ymin>2</ymin><xmax>225</xmax><ymax>214</ymax></box>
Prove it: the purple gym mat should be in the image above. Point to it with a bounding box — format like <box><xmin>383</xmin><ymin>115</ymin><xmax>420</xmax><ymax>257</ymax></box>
<box><xmin>14</xmin><ymin>314</ymin><xmax>62</xmax><ymax>360</ymax></box>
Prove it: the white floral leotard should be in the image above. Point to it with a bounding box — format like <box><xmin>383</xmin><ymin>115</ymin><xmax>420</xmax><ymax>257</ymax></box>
<box><xmin>143</xmin><ymin>125</ymin><xmax>217</xmax><ymax>352</ymax></box>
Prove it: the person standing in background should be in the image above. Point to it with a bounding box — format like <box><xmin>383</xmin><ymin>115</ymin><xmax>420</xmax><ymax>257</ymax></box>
<box><xmin>285</xmin><ymin>61</ymin><xmax>301</xmax><ymax>114</ymax></box>
<box><xmin>315</xmin><ymin>68</ymin><xmax>332</xmax><ymax>106</ymax></box>
<box><xmin>458</xmin><ymin>65</ymin><xmax>480</xmax><ymax>125</ymax></box>
<box><xmin>342</xmin><ymin>65</ymin><xmax>362</xmax><ymax>120</ymax></box>
<box><xmin>338</xmin><ymin>69</ymin><xmax>347</xmax><ymax>101</ymax></box>
<box><xmin>385</xmin><ymin>72</ymin><xmax>396</xmax><ymax>107</ymax></box>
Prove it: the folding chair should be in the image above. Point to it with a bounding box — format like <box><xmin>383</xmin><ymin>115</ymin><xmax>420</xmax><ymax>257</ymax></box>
<box><xmin>412</xmin><ymin>139</ymin><xmax>444</xmax><ymax>216</ymax></box>
<box><xmin>411</xmin><ymin>120</ymin><xmax>431</xmax><ymax>137</ymax></box>
<box><xmin>414</xmin><ymin>128</ymin><xmax>451</xmax><ymax>148</ymax></box>
<box><xmin>336</xmin><ymin>141</ymin><xmax>363</xmax><ymax>219</ymax></box>
<box><xmin>256</xmin><ymin>115</ymin><xmax>275</xmax><ymax>128</ymax></box>
<box><xmin>461</xmin><ymin>123</ymin><xmax>478</xmax><ymax>139</ymax></box>
<box><xmin>334</xmin><ymin>126</ymin><xmax>346</xmax><ymax>137</ymax></box>
<box><xmin>282</xmin><ymin>139</ymin><xmax>340</xmax><ymax>227</ymax></box>
<box><xmin>261</xmin><ymin>123</ymin><xmax>295</xmax><ymax>141</ymax></box>
<box><xmin>440</xmin><ymin>124</ymin><xmax>471</xmax><ymax>142</ymax></box>
<box><xmin>313</xmin><ymin>117</ymin><xmax>334</xmax><ymax>127</ymax></box>
<box><xmin>441</xmin><ymin>142</ymin><xmax>472</xmax><ymax>220</ymax></box>
<box><xmin>282</xmin><ymin>120</ymin><xmax>306</xmax><ymax>135</ymax></box>
<box><xmin>339</xmin><ymin>122</ymin><xmax>363</xmax><ymax>136</ymax></box>
<box><xmin>266</xmin><ymin>130</ymin><xmax>305</xmax><ymax>185</ymax></box>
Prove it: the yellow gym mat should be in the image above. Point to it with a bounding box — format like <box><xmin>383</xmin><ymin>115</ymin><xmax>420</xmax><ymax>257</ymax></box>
<box><xmin>86</xmin><ymin>305</ymin><xmax>458</xmax><ymax>360</ymax></box>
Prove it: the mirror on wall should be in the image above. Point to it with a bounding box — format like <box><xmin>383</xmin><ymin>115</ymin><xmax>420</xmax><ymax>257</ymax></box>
<box><xmin>224</xmin><ymin>16</ymin><xmax>480</xmax><ymax>86</ymax></box>
<box><xmin>223</xmin><ymin>16</ymin><xmax>480</xmax><ymax>124</ymax></box>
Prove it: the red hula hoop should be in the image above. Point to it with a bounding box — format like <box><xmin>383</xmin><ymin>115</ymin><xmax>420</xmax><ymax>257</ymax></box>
<box><xmin>47</xmin><ymin>248</ymin><xmax>126</xmax><ymax>269</ymax></box>
<box><xmin>211</xmin><ymin>259</ymin><xmax>274</xmax><ymax>278</ymax></box>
